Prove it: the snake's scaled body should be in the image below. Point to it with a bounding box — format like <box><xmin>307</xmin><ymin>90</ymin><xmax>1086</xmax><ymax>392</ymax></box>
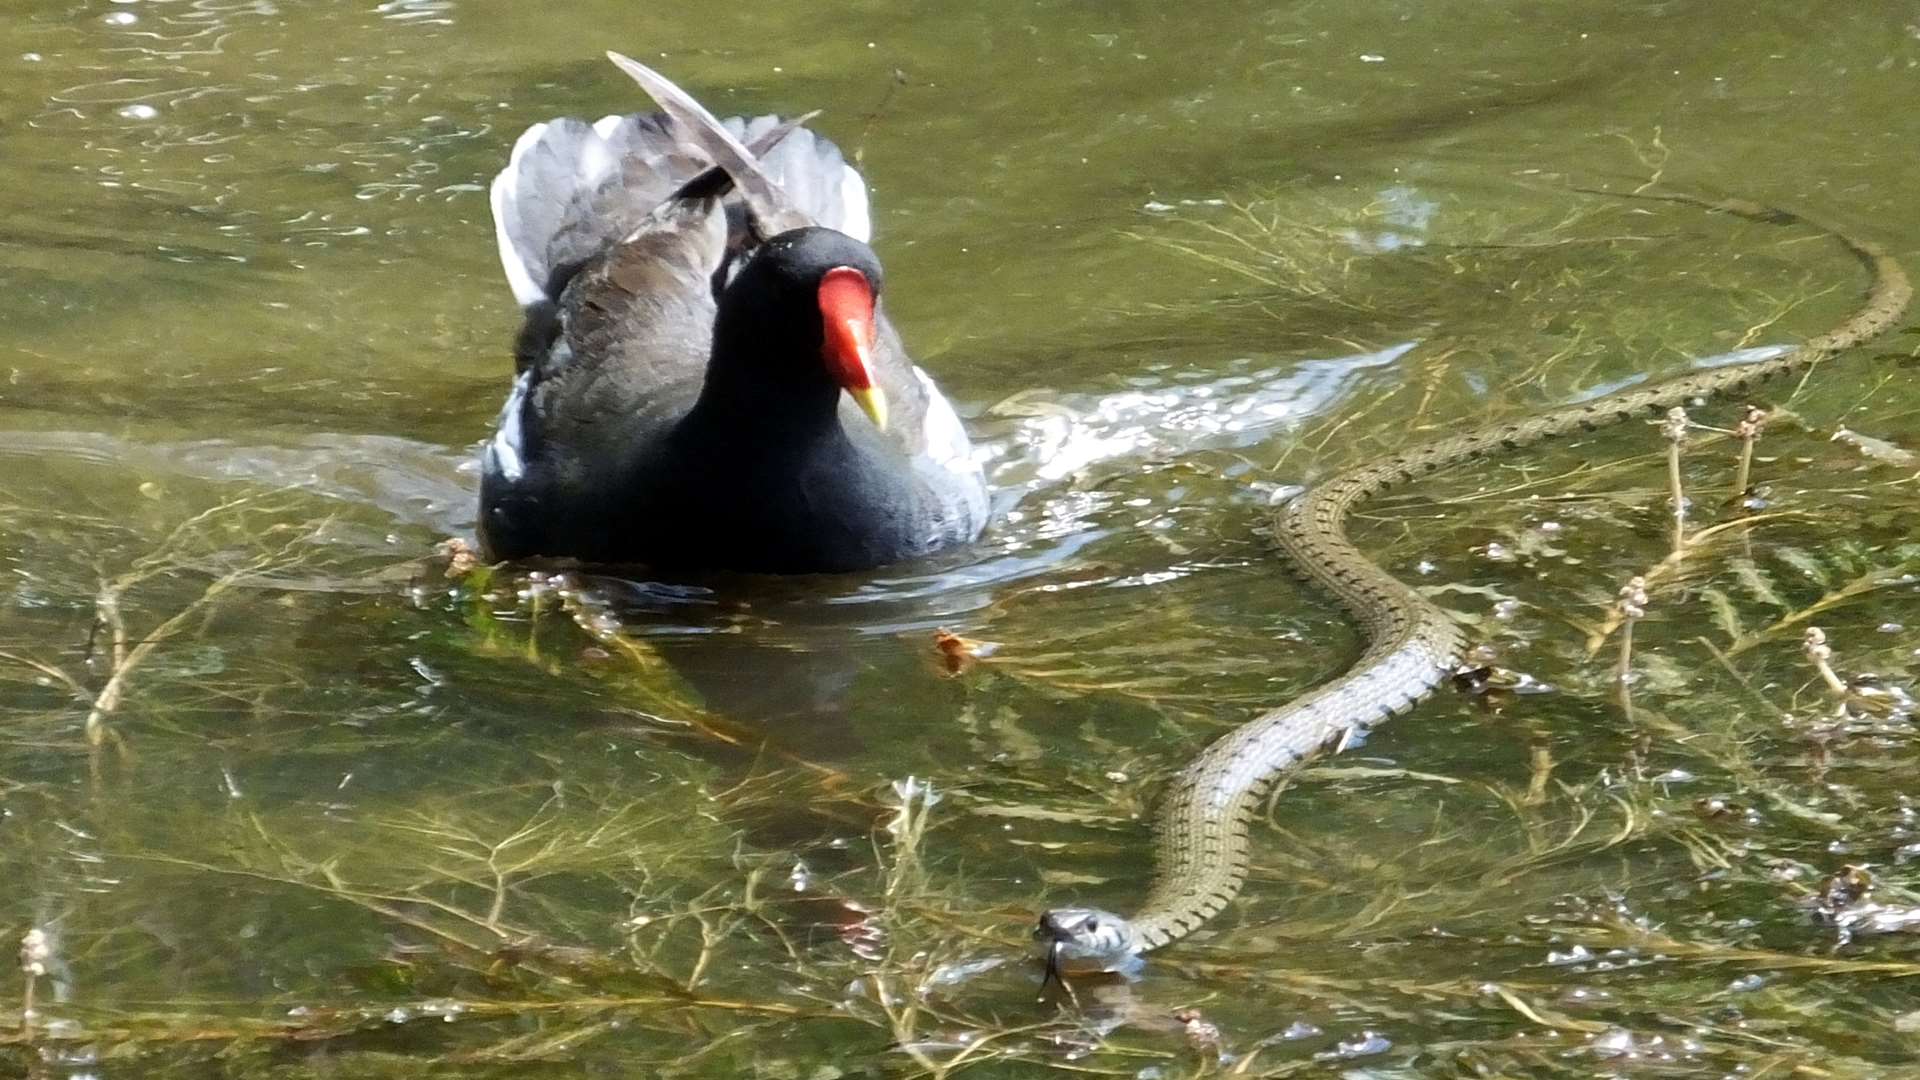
<box><xmin>1038</xmin><ymin>195</ymin><xmax>1912</xmax><ymax>968</ymax></box>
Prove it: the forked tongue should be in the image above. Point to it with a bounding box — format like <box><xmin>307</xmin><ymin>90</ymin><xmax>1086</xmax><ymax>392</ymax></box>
<box><xmin>1040</xmin><ymin>939</ymin><xmax>1064</xmax><ymax>997</ymax></box>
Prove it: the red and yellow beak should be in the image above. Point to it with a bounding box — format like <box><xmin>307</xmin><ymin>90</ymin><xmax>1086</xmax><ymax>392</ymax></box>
<box><xmin>817</xmin><ymin>266</ymin><xmax>887</xmax><ymax>431</ymax></box>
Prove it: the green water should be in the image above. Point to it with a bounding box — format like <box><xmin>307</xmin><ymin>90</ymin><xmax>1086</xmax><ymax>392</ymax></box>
<box><xmin>4</xmin><ymin>1</ymin><xmax>1920</xmax><ymax>1075</ymax></box>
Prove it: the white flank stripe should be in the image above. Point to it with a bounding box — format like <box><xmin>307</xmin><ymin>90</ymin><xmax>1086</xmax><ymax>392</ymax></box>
<box><xmin>483</xmin><ymin>371</ymin><xmax>532</xmax><ymax>483</ymax></box>
<box><xmin>914</xmin><ymin>368</ymin><xmax>973</xmax><ymax>472</ymax></box>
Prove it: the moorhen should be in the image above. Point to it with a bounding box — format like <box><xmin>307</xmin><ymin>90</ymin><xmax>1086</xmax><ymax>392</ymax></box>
<box><xmin>478</xmin><ymin>53</ymin><xmax>988</xmax><ymax>573</ymax></box>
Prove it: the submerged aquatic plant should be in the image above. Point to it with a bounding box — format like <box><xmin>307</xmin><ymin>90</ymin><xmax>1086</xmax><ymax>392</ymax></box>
<box><xmin>5</xmin><ymin>182</ymin><xmax>1920</xmax><ymax>1078</ymax></box>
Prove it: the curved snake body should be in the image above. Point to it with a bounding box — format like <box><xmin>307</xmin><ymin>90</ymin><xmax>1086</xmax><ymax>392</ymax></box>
<box><xmin>1037</xmin><ymin>195</ymin><xmax>1912</xmax><ymax>969</ymax></box>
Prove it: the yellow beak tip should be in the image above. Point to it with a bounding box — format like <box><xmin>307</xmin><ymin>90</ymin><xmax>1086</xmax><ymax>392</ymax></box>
<box><xmin>851</xmin><ymin>386</ymin><xmax>889</xmax><ymax>432</ymax></box>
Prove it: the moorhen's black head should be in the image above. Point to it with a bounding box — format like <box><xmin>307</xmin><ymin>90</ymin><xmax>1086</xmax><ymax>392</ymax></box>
<box><xmin>712</xmin><ymin>226</ymin><xmax>890</xmax><ymax>429</ymax></box>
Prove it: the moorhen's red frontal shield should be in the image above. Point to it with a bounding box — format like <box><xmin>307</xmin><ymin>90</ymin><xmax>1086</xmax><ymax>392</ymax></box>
<box><xmin>817</xmin><ymin>266</ymin><xmax>886</xmax><ymax>430</ymax></box>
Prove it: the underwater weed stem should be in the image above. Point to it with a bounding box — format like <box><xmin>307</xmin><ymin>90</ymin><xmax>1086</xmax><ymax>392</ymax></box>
<box><xmin>1661</xmin><ymin>406</ymin><xmax>1690</xmax><ymax>553</ymax></box>
<box><xmin>1615</xmin><ymin>577</ymin><xmax>1649</xmax><ymax>684</ymax></box>
<box><xmin>1583</xmin><ymin>511</ymin><xmax>1799</xmax><ymax>656</ymax></box>
<box><xmin>1726</xmin><ymin>561</ymin><xmax>1915</xmax><ymax>656</ymax></box>
<box><xmin>18</xmin><ymin>928</ymin><xmax>47</xmax><ymax>1037</ymax></box>
<box><xmin>84</xmin><ymin>571</ymin><xmax>245</xmax><ymax>746</ymax></box>
<box><xmin>1732</xmin><ymin>405</ymin><xmax>1767</xmax><ymax>501</ymax></box>
<box><xmin>882</xmin><ymin>776</ymin><xmax>941</xmax><ymax>900</ymax></box>
<box><xmin>1802</xmin><ymin>627</ymin><xmax>1850</xmax><ymax>700</ymax></box>
<box><xmin>1526</xmin><ymin>741</ymin><xmax>1554</xmax><ymax>806</ymax></box>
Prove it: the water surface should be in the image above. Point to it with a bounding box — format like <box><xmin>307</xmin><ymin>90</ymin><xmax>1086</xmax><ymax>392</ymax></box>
<box><xmin>4</xmin><ymin>1</ymin><xmax>1920</xmax><ymax>1075</ymax></box>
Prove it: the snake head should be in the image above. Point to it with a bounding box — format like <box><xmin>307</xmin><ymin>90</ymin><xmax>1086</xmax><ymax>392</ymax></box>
<box><xmin>1034</xmin><ymin>907</ymin><xmax>1145</xmax><ymax>978</ymax></box>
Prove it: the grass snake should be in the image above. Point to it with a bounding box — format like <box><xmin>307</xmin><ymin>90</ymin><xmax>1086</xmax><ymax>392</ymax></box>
<box><xmin>1035</xmin><ymin>191</ymin><xmax>1912</xmax><ymax>973</ymax></box>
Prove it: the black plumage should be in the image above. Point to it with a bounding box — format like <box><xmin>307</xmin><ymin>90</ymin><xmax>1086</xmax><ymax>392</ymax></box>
<box><xmin>479</xmin><ymin>54</ymin><xmax>987</xmax><ymax>572</ymax></box>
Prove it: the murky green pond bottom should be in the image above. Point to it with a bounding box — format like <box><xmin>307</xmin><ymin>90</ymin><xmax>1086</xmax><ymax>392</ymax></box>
<box><xmin>4</xmin><ymin>1</ymin><xmax>1920</xmax><ymax>1076</ymax></box>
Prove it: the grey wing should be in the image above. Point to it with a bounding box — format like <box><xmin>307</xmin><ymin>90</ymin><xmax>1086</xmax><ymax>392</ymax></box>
<box><xmin>491</xmin><ymin>112</ymin><xmax>713</xmax><ymax>309</ymax></box>
<box><xmin>494</xmin><ymin>192</ymin><xmax>730</xmax><ymax>489</ymax></box>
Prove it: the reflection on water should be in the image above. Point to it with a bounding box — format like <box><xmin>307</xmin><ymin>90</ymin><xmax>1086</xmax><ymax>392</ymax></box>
<box><xmin>3</xmin><ymin>0</ymin><xmax>1919</xmax><ymax>1074</ymax></box>
<box><xmin>0</xmin><ymin>428</ymin><xmax>472</xmax><ymax>536</ymax></box>
<box><xmin>989</xmin><ymin>342</ymin><xmax>1417</xmax><ymax>483</ymax></box>
<box><xmin>8</xmin><ymin>327</ymin><xmax>1416</xmax><ymax>623</ymax></box>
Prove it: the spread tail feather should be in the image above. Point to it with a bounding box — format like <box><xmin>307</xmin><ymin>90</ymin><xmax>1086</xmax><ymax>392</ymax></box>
<box><xmin>491</xmin><ymin>55</ymin><xmax>875</xmax><ymax>309</ymax></box>
<box><xmin>725</xmin><ymin>115</ymin><xmax>871</xmax><ymax>243</ymax></box>
<box><xmin>603</xmin><ymin>52</ymin><xmax>872</xmax><ymax>243</ymax></box>
<box><xmin>604</xmin><ymin>51</ymin><xmax>795</xmax><ymax>233</ymax></box>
